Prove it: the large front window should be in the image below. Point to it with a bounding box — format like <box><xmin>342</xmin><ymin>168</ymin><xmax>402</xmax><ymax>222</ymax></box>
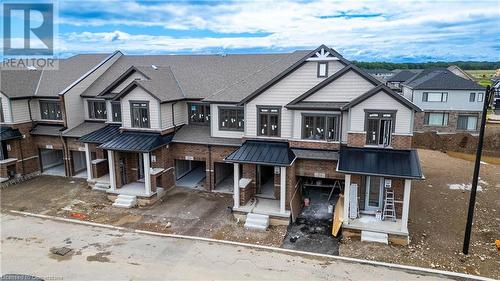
<box><xmin>258</xmin><ymin>106</ymin><xmax>280</xmax><ymax>137</ymax></box>
<box><xmin>189</xmin><ymin>103</ymin><xmax>210</xmax><ymax>125</ymax></box>
<box><xmin>131</xmin><ymin>101</ymin><xmax>150</xmax><ymax>128</ymax></box>
<box><xmin>219</xmin><ymin>107</ymin><xmax>244</xmax><ymax>131</ymax></box>
<box><xmin>302</xmin><ymin>114</ymin><xmax>340</xmax><ymax>141</ymax></box>
<box><xmin>88</xmin><ymin>100</ymin><xmax>107</xmax><ymax>120</ymax></box>
<box><xmin>424</xmin><ymin>112</ymin><xmax>448</xmax><ymax>126</ymax></box>
<box><xmin>40</xmin><ymin>100</ymin><xmax>62</xmax><ymax>120</ymax></box>
<box><xmin>457</xmin><ymin>115</ymin><xmax>478</xmax><ymax>131</ymax></box>
<box><xmin>365</xmin><ymin>111</ymin><xmax>394</xmax><ymax>147</ymax></box>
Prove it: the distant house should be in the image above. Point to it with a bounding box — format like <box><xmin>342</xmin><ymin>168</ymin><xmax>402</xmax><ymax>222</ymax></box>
<box><xmin>364</xmin><ymin>69</ymin><xmax>394</xmax><ymax>81</ymax></box>
<box><xmin>386</xmin><ymin>70</ymin><xmax>421</xmax><ymax>91</ymax></box>
<box><xmin>401</xmin><ymin>69</ymin><xmax>485</xmax><ymax>134</ymax></box>
<box><xmin>447</xmin><ymin>65</ymin><xmax>475</xmax><ymax>81</ymax></box>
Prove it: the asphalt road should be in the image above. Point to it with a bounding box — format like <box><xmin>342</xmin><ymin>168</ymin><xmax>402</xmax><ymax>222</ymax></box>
<box><xmin>0</xmin><ymin>213</ymin><xmax>457</xmax><ymax>281</ymax></box>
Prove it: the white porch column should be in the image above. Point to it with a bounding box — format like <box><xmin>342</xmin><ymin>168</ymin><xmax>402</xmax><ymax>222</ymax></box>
<box><xmin>233</xmin><ymin>163</ymin><xmax>240</xmax><ymax>209</ymax></box>
<box><xmin>107</xmin><ymin>150</ymin><xmax>116</xmax><ymax>191</ymax></box>
<box><xmin>84</xmin><ymin>143</ymin><xmax>92</xmax><ymax>181</ymax></box>
<box><xmin>401</xmin><ymin>179</ymin><xmax>412</xmax><ymax>233</ymax></box>
<box><xmin>343</xmin><ymin>174</ymin><xmax>351</xmax><ymax>225</ymax></box>
<box><xmin>143</xmin><ymin>152</ymin><xmax>151</xmax><ymax>196</ymax></box>
<box><xmin>280</xmin><ymin>166</ymin><xmax>286</xmax><ymax>214</ymax></box>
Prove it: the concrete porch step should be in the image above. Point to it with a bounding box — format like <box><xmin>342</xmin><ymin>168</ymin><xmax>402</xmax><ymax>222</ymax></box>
<box><xmin>361</xmin><ymin>230</ymin><xmax>388</xmax><ymax>244</ymax></box>
<box><xmin>92</xmin><ymin>182</ymin><xmax>110</xmax><ymax>191</ymax></box>
<box><xmin>112</xmin><ymin>195</ymin><xmax>137</xmax><ymax>208</ymax></box>
<box><xmin>244</xmin><ymin>213</ymin><xmax>269</xmax><ymax>231</ymax></box>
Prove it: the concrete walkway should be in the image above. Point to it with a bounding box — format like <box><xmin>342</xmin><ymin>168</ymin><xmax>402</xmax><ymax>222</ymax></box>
<box><xmin>0</xmin><ymin>213</ymin><xmax>463</xmax><ymax>281</ymax></box>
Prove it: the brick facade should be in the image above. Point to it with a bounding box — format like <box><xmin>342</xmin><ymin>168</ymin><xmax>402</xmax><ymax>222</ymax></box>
<box><xmin>289</xmin><ymin>140</ymin><xmax>340</xmax><ymax>150</ymax></box>
<box><xmin>348</xmin><ymin>132</ymin><xmax>412</xmax><ymax>149</ymax></box>
<box><xmin>294</xmin><ymin>159</ymin><xmax>343</xmax><ymax>179</ymax></box>
<box><xmin>414</xmin><ymin>110</ymin><xmax>481</xmax><ymax>133</ymax></box>
<box><xmin>347</xmin><ymin>132</ymin><xmax>366</xmax><ymax>147</ymax></box>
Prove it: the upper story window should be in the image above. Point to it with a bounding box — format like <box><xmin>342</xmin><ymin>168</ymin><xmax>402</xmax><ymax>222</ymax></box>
<box><xmin>469</xmin><ymin>92</ymin><xmax>476</xmax><ymax>102</ymax></box>
<box><xmin>111</xmin><ymin>101</ymin><xmax>121</xmax><ymax>122</ymax></box>
<box><xmin>258</xmin><ymin>106</ymin><xmax>280</xmax><ymax>137</ymax></box>
<box><xmin>317</xmin><ymin>62</ymin><xmax>328</xmax><ymax>78</ymax></box>
<box><xmin>424</xmin><ymin>112</ymin><xmax>448</xmax><ymax>126</ymax></box>
<box><xmin>219</xmin><ymin>107</ymin><xmax>244</xmax><ymax>131</ymax></box>
<box><xmin>302</xmin><ymin>114</ymin><xmax>340</xmax><ymax>141</ymax></box>
<box><xmin>365</xmin><ymin>111</ymin><xmax>394</xmax><ymax>147</ymax></box>
<box><xmin>189</xmin><ymin>103</ymin><xmax>210</xmax><ymax>125</ymax></box>
<box><xmin>130</xmin><ymin>101</ymin><xmax>150</xmax><ymax>128</ymax></box>
<box><xmin>457</xmin><ymin>115</ymin><xmax>478</xmax><ymax>131</ymax></box>
<box><xmin>40</xmin><ymin>100</ymin><xmax>62</xmax><ymax>120</ymax></box>
<box><xmin>477</xmin><ymin>93</ymin><xmax>484</xmax><ymax>102</ymax></box>
<box><xmin>422</xmin><ymin>92</ymin><xmax>447</xmax><ymax>102</ymax></box>
<box><xmin>88</xmin><ymin>100</ymin><xmax>107</xmax><ymax>120</ymax></box>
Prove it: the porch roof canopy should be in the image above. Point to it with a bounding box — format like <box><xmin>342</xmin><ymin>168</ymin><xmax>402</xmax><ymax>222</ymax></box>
<box><xmin>0</xmin><ymin>126</ymin><xmax>22</xmax><ymax>141</ymax></box>
<box><xmin>337</xmin><ymin>146</ymin><xmax>424</xmax><ymax>179</ymax></box>
<box><xmin>79</xmin><ymin>124</ymin><xmax>121</xmax><ymax>144</ymax></box>
<box><xmin>99</xmin><ymin>131</ymin><xmax>173</xmax><ymax>153</ymax></box>
<box><xmin>225</xmin><ymin>140</ymin><xmax>296</xmax><ymax>166</ymax></box>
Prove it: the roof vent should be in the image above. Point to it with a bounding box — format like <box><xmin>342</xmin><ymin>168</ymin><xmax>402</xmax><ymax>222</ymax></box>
<box><xmin>151</xmin><ymin>65</ymin><xmax>158</xmax><ymax>70</ymax></box>
<box><xmin>26</xmin><ymin>66</ymin><xmax>36</xmax><ymax>70</ymax></box>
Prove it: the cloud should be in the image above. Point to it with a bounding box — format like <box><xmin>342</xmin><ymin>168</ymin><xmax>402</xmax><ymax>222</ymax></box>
<box><xmin>52</xmin><ymin>0</ymin><xmax>500</xmax><ymax>61</ymax></box>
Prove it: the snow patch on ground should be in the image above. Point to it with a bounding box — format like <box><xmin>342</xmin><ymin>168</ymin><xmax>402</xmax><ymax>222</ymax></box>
<box><xmin>480</xmin><ymin>161</ymin><xmax>489</xmax><ymax>165</ymax></box>
<box><xmin>448</xmin><ymin>184</ymin><xmax>483</xmax><ymax>192</ymax></box>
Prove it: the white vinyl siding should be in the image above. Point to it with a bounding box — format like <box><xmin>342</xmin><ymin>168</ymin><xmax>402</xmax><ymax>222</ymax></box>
<box><xmin>160</xmin><ymin>101</ymin><xmax>188</xmax><ymax>130</ymax></box>
<box><xmin>0</xmin><ymin>93</ymin><xmax>12</xmax><ymax>123</ymax></box>
<box><xmin>246</xmin><ymin>61</ymin><xmax>343</xmax><ymax>138</ymax></box>
<box><xmin>10</xmin><ymin>99</ymin><xmax>31</xmax><ymax>123</ymax></box>
<box><xmin>121</xmin><ymin>87</ymin><xmax>160</xmax><ymax>129</ymax></box>
<box><xmin>303</xmin><ymin>70</ymin><xmax>374</xmax><ymax>102</ymax></box>
<box><xmin>350</xmin><ymin>91</ymin><xmax>413</xmax><ymax>135</ymax></box>
<box><xmin>211</xmin><ymin>104</ymin><xmax>244</xmax><ymax>138</ymax></box>
<box><xmin>410</xmin><ymin>89</ymin><xmax>483</xmax><ymax>111</ymax></box>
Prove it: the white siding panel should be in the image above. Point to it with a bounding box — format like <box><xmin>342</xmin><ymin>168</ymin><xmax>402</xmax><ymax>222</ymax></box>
<box><xmin>160</xmin><ymin>101</ymin><xmax>187</xmax><ymax>130</ymax></box>
<box><xmin>246</xmin><ymin>61</ymin><xmax>339</xmax><ymax>138</ymax></box>
<box><xmin>342</xmin><ymin>111</ymin><xmax>348</xmax><ymax>142</ymax></box>
<box><xmin>1</xmin><ymin>93</ymin><xmax>12</xmax><ymax>123</ymax></box>
<box><xmin>303</xmin><ymin>70</ymin><xmax>375</xmax><ymax>102</ymax></box>
<box><xmin>11</xmin><ymin>99</ymin><xmax>31</xmax><ymax>123</ymax></box>
<box><xmin>412</xmin><ymin>89</ymin><xmax>483</xmax><ymax>111</ymax></box>
<box><xmin>174</xmin><ymin>102</ymin><xmax>188</xmax><ymax>126</ymax></box>
<box><xmin>211</xmin><ymin>104</ymin><xmax>244</xmax><ymax>138</ymax></box>
<box><xmin>349</xmin><ymin>91</ymin><xmax>413</xmax><ymax>134</ymax></box>
<box><xmin>121</xmin><ymin>87</ymin><xmax>160</xmax><ymax>129</ymax></box>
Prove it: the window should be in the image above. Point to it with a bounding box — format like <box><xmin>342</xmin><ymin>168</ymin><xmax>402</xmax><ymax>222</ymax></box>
<box><xmin>0</xmin><ymin>98</ymin><xmax>4</xmax><ymax>123</ymax></box>
<box><xmin>424</xmin><ymin>112</ymin><xmax>448</xmax><ymax>126</ymax></box>
<box><xmin>0</xmin><ymin>142</ymin><xmax>8</xmax><ymax>161</ymax></box>
<box><xmin>302</xmin><ymin>114</ymin><xmax>340</xmax><ymax>141</ymax></box>
<box><xmin>88</xmin><ymin>100</ymin><xmax>107</xmax><ymax>119</ymax></box>
<box><xmin>457</xmin><ymin>115</ymin><xmax>478</xmax><ymax>131</ymax></box>
<box><xmin>317</xmin><ymin>62</ymin><xmax>328</xmax><ymax>77</ymax></box>
<box><xmin>258</xmin><ymin>106</ymin><xmax>280</xmax><ymax>137</ymax></box>
<box><xmin>219</xmin><ymin>107</ymin><xmax>244</xmax><ymax>131</ymax></box>
<box><xmin>188</xmin><ymin>103</ymin><xmax>210</xmax><ymax>125</ymax></box>
<box><xmin>422</xmin><ymin>92</ymin><xmax>447</xmax><ymax>102</ymax></box>
<box><xmin>40</xmin><ymin>100</ymin><xmax>62</xmax><ymax>120</ymax></box>
<box><xmin>469</xmin><ymin>93</ymin><xmax>476</xmax><ymax>102</ymax></box>
<box><xmin>365</xmin><ymin>111</ymin><xmax>394</xmax><ymax>147</ymax></box>
<box><xmin>111</xmin><ymin>102</ymin><xmax>121</xmax><ymax>122</ymax></box>
<box><xmin>130</xmin><ymin>101</ymin><xmax>150</xmax><ymax>128</ymax></box>
<box><xmin>477</xmin><ymin>93</ymin><xmax>484</xmax><ymax>102</ymax></box>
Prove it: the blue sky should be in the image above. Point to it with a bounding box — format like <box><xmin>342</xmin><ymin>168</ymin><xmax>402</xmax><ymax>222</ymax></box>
<box><xmin>7</xmin><ymin>0</ymin><xmax>500</xmax><ymax>62</ymax></box>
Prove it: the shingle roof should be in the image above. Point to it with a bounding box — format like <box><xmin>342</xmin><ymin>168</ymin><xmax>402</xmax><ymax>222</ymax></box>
<box><xmin>172</xmin><ymin>124</ymin><xmax>242</xmax><ymax>146</ymax></box>
<box><xmin>387</xmin><ymin>70</ymin><xmax>419</xmax><ymax>82</ymax></box>
<box><xmin>99</xmin><ymin>131</ymin><xmax>174</xmax><ymax>152</ymax></box>
<box><xmin>337</xmin><ymin>146</ymin><xmax>424</xmax><ymax>179</ymax></box>
<box><xmin>79</xmin><ymin>124</ymin><xmax>121</xmax><ymax>144</ymax></box>
<box><xmin>285</xmin><ymin>101</ymin><xmax>348</xmax><ymax>110</ymax></box>
<box><xmin>404</xmin><ymin>69</ymin><xmax>484</xmax><ymax>90</ymax></box>
<box><xmin>63</xmin><ymin>121</ymin><xmax>107</xmax><ymax>138</ymax></box>
<box><xmin>342</xmin><ymin>84</ymin><xmax>421</xmax><ymax>112</ymax></box>
<box><xmin>225</xmin><ymin>140</ymin><xmax>296</xmax><ymax>166</ymax></box>
<box><xmin>292</xmin><ymin>148</ymin><xmax>339</xmax><ymax>161</ymax></box>
<box><xmin>82</xmin><ymin>52</ymin><xmax>308</xmax><ymax>101</ymax></box>
<box><xmin>0</xmin><ymin>126</ymin><xmax>23</xmax><ymax>141</ymax></box>
<box><xmin>30</xmin><ymin>124</ymin><xmax>64</xmax><ymax>136</ymax></box>
<box><xmin>1</xmin><ymin>54</ymin><xmax>109</xmax><ymax>98</ymax></box>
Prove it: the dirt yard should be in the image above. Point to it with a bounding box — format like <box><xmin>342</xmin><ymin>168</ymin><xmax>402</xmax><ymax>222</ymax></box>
<box><xmin>340</xmin><ymin>149</ymin><xmax>500</xmax><ymax>279</ymax></box>
<box><xmin>0</xmin><ymin>177</ymin><xmax>286</xmax><ymax>247</ymax></box>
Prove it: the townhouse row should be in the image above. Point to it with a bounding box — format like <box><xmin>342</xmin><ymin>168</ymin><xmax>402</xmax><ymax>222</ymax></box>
<box><xmin>1</xmin><ymin>45</ymin><xmax>423</xmax><ymax>244</ymax></box>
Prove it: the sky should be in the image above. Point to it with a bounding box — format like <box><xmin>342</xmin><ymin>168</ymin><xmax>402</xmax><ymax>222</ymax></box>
<box><xmin>4</xmin><ymin>0</ymin><xmax>500</xmax><ymax>62</ymax></box>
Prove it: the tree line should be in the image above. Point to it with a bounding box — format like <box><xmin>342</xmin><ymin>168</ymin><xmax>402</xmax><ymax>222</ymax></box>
<box><xmin>352</xmin><ymin>61</ymin><xmax>500</xmax><ymax>70</ymax></box>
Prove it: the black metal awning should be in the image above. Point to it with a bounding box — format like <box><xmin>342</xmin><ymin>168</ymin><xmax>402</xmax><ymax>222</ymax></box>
<box><xmin>0</xmin><ymin>126</ymin><xmax>22</xmax><ymax>141</ymax></box>
<box><xmin>225</xmin><ymin>140</ymin><xmax>296</xmax><ymax>166</ymax></box>
<box><xmin>79</xmin><ymin>124</ymin><xmax>121</xmax><ymax>144</ymax></box>
<box><xmin>337</xmin><ymin>146</ymin><xmax>424</xmax><ymax>179</ymax></box>
<box><xmin>99</xmin><ymin>131</ymin><xmax>174</xmax><ymax>153</ymax></box>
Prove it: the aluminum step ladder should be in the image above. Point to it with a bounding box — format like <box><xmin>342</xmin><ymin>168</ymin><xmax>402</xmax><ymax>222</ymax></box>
<box><xmin>382</xmin><ymin>189</ymin><xmax>396</xmax><ymax>221</ymax></box>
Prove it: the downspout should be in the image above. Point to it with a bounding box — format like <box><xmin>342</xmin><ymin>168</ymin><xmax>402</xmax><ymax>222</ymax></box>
<box><xmin>59</xmin><ymin>130</ymin><xmax>69</xmax><ymax>177</ymax></box>
<box><xmin>171</xmin><ymin>101</ymin><xmax>177</xmax><ymax>132</ymax></box>
<box><xmin>18</xmin><ymin>139</ymin><xmax>25</xmax><ymax>174</ymax></box>
<box><xmin>208</xmin><ymin>144</ymin><xmax>212</xmax><ymax>191</ymax></box>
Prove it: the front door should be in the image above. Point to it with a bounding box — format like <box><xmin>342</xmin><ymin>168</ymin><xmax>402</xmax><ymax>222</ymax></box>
<box><xmin>365</xmin><ymin>176</ymin><xmax>383</xmax><ymax>212</ymax></box>
<box><xmin>137</xmin><ymin>153</ymin><xmax>145</xmax><ymax>180</ymax></box>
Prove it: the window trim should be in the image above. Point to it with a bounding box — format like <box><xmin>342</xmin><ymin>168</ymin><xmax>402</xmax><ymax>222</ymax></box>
<box><xmin>39</xmin><ymin>99</ymin><xmax>63</xmax><ymax>121</ymax></box>
<box><xmin>87</xmin><ymin>99</ymin><xmax>107</xmax><ymax>120</ymax></box>
<box><xmin>469</xmin><ymin>92</ymin><xmax>476</xmax><ymax>102</ymax></box>
<box><xmin>188</xmin><ymin>102</ymin><xmax>211</xmax><ymax>125</ymax></box>
<box><xmin>129</xmin><ymin>100</ymin><xmax>150</xmax><ymax>128</ymax></box>
<box><xmin>423</xmin><ymin>112</ymin><xmax>449</xmax><ymax>127</ymax></box>
<box><xmin>218</xmin><ymin>106</ymin><xmax>244</xmax><ymax>132</ymax></box>
<box><xmin>477</xmin><ymin>93</ymin><xmax>484</xmax><ymax>102</ymax></box>
<box><xmin>422</xmin><ymin>92</ymin><xmax>448</xmax><ymax>102</ymax></box>
<box><xmin>301</xmin><ymin>113</ymin><xmax>340</xmax><ymax>142</ymax></box>
<box><xmin>257</xmin><ymin>105</ymin><xmax>281</xmax><ymax>137</ymax></box>
<box><xmin>364</xmin><ymin>110</ymin><xmax>396</xmax><ymax>147</ymax></box>
<box><xmin>111</xmin><ymin>101</ymin><xmax>122</xmax><ymax>123</ymax></box>
<box><xmin>317</xmin><ymin>62</ymin><xmax>328</xmax><ymax>78</ymax></box>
